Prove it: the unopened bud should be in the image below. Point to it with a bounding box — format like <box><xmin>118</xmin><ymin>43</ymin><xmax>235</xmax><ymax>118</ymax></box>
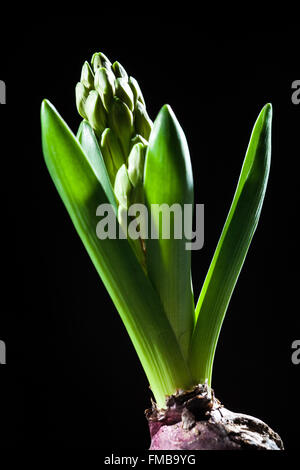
<box><xmin>127</xmin><ymin>143</ymin><xmax>146</xmax><ymax>188</ymax></box>
<box><xmin>117</xmin><ymin>204</ymin><xmax>128</xmax><ymax>235</ymax></box>
<box><xmin>100</xmin><ymin>129</ymin><xmax>118</xmax><ymax>185</ymax></box>
<box><xmin>129</xmin><ymin>76</ymin><xmax>145</xmax><ymax>107</ymax></box>
<box><xmin>101</xmin><ymin>127</ymin><xmax>125</xmax><ymax>173</ymax></box>
<box><xmin>91</xmin><ymin>52</ymin><xmax>112</xmax><ymax>72</ymax></box>
<box><xmin>109</xmin><ymin>97</ymin><xmax>134</xmax><ymax>157</ymax></box>
<box><xmin>134</xmin><ymin>101</ymin><xmax>153</xmax><ymax>140</ymax></box>
<box><xmin>113</xmin><ymin>61</ymin><xmax>128</xmax><ymax>80</ymax></box>
<box><xmin>115</xmin><ymin>77</ymin><xmax>134</xmax><ymax>111</ymax></box>
<box><xmin>114</xmin><ymin>163</ymin><xmax>132</xmax><ymax>208</ymax></box>
<box><xmin>84</xmin><ymin>90</ymin><xmax>106</xmax><ymax>135</ymax></box>
<box><xmin>80</xmin><ymin>61</ymin><xmax>94</xmax><ymax>90</ymax></box>
<box><xmin>129</xmin><ymin>134</ymin><xmax>148</xmax><ymax>152</ymax></box>
<box><xmin>94</xmin><ymin>67</ymin><xmax>115</xmax><ymax>111</ymax></box>
<box><xmin>75</xmin><ymin>82</ymin><xmax>89</xmax><ymax>119</ymax></box>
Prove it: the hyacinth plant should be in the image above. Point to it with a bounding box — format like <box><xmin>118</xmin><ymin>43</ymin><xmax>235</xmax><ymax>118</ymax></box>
<box><xmin>41</xmin><ymin>52</ymin><xmax>283</xmax><ymax>450</ymax></box>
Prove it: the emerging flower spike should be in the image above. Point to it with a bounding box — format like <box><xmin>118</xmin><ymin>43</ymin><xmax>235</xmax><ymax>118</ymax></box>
<box><xmin>75</xmin><ymin>52</ymin><xmax>152</xmax><ymax>258</ymax></box>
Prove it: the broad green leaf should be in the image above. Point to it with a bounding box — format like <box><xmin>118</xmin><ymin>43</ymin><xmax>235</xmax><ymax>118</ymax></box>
<box><xmin>76</xmin><ymin>119</ymin><xmax>117</xmax><ymax>211</ymax></box>
<box><xmin>189</xmin><ymin>103</ymin><xmax>272</xmax><ymax>385</ymax></box>
<box><xmin>144</xmin><ymin>105</ymin><xmax>195</xmax><ymax>360</ymax></box>
<box><xmin>41</xmin><ymin>100</ymin><xmax>193</xmax><ymax>407</ymax></box>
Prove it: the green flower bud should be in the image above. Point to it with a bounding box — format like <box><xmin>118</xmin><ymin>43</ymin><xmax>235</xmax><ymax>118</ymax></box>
<box><xmin>109</xmin><ymin>97</ymin><xmax>134</xmax><ymax>157</ymax></box>
<box><xmin>99</xmin><ymin>129</ymin><xmax>118</xmax><ymax>185</ymax></box>
<box><xmin>114</xmin><ymin>163</ymin><xmax>132</xmax><ymax>208</ymax></box>
<box><xmin>134</xmin><ymin>101</ymin><xmax>153</xmax><ymax>140</ymax></box>
<box><xmin>112</xmin><ymin>61</ymin><xmax>128</xmax><ymax>80</ymax></box>
<box><xmin>127</xmin><ymin>143</ymin><xmax>146</xmax><ymax>188</ymax></box>
<box><xmin>75</xmin><ymin>82</ymin><xmax>89</xmax><ymax>119</ymax></box>
<box><xmin>117</xmin><ymin>204</ymin><xmax>128</xmax><ymax>234</ymax></box>
<box><xmin>129</xmin><ymin>76</ymin><xmax>145</xmax><ymax>106</ymax></box>
<box><xmin>101</xmin><ymin>127</ymin><xmax>125</xmax><ymax>175</ymax></box>
<box><xmin>94</xmin><ymin>67</ymin><xmax>115</xmax><ymax>111</ymax></box>
<box><xmin>80</xmin><ymin>61</ymin><xmax>94</xmax><ymax>90</ymax></box>
<box><xmin>129</xmin><ymin>134</ymin><xmax>149</xmax><ymax>152</ymax></box>
<box><xmin>91</xmin><ymin>52</ymin><xmax>112</xmax><ymax>72</ymax></box>
<box><xmin>84</xmin><ymin>90</ymin><xmax>106</xmax><ymax>135</ymax></box>
<box><xmin>115</xmin><ymin>77</ymin><xmax>134</xmax><ymax>112</ymax></box>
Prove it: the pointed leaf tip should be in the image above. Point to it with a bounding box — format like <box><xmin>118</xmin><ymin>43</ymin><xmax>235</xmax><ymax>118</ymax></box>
<box><xmin>256</xmin><ymin>102</ymin><xmax>272</xmax><ymax>133</ymax></box>
<box><xmin>261</xmin><ymin>102</ymin><xmax>272</xmax><ymax>119</ymax></box>
<box><xmin>41</xmin><ymin>99</ymin><xmax>59</xmax><ymax>123</ymax></box>
<box><xmin>41</xmin><ymin>98</ymin><xmax>50</xmax><ymax>115</ymax></box>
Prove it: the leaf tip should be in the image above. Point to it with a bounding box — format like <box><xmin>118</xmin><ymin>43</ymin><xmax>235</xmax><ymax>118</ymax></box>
<box><xmin>260</xmin><ymin>102</ymin><xmax>273</xmax><ymax>128</ymax></box>
<box><xmin>41</xmin><ymin>98</ymin><xmax>50</xmax><ymax>112</ymax></box>
<box><xmin>263</xmin><ymin>102</ymin><xmax>272</xmax><ymax>117</ymax></box>
<box><xmin>159</xmin><ymin>103</ymin><xmax>175</xmax><ymax>120</ymax></box>
<box><xmin>41</xmin><ymin>99</ymin><xmax>57</xmax><ymax>124</ymax></box>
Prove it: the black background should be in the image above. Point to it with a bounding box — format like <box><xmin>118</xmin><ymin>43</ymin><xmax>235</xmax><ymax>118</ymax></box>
<box><xmin>0</xmin><ymin>18</ymin><xmax>299</xmax><ymax>458</ymax></box>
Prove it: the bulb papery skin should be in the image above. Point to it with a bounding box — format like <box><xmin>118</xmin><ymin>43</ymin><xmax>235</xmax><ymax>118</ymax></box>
<box><xmin>145</xmin><ymin>384</ymin><xmax>284</xmax><ymax>450</ymax></box>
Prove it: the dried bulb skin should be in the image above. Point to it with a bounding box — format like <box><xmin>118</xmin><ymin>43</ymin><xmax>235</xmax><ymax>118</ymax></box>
<box><xmin>145</xmin><ymin>384</ymin><xmax>284</xmax><ymax>450</ymax></box>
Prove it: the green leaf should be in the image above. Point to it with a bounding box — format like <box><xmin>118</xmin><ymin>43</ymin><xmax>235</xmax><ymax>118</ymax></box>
<box><xmin>189</xmin><ymin>103</ymin><xmax>272</xmax><ymax>385</ymax></box>
<box><xmin>41</xmin><ymin>99</ymin><xmax>194</xmax><ymax>407</ymax></box>
<box><xmin>76</xmin><ymin>120</ymin><xmax>117</xmax><ymax>212</ymax></box>
<box><xmin>144</xmin><ymin>105</ymin><xmax>195</xmax><ymax>360</ymax></box>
